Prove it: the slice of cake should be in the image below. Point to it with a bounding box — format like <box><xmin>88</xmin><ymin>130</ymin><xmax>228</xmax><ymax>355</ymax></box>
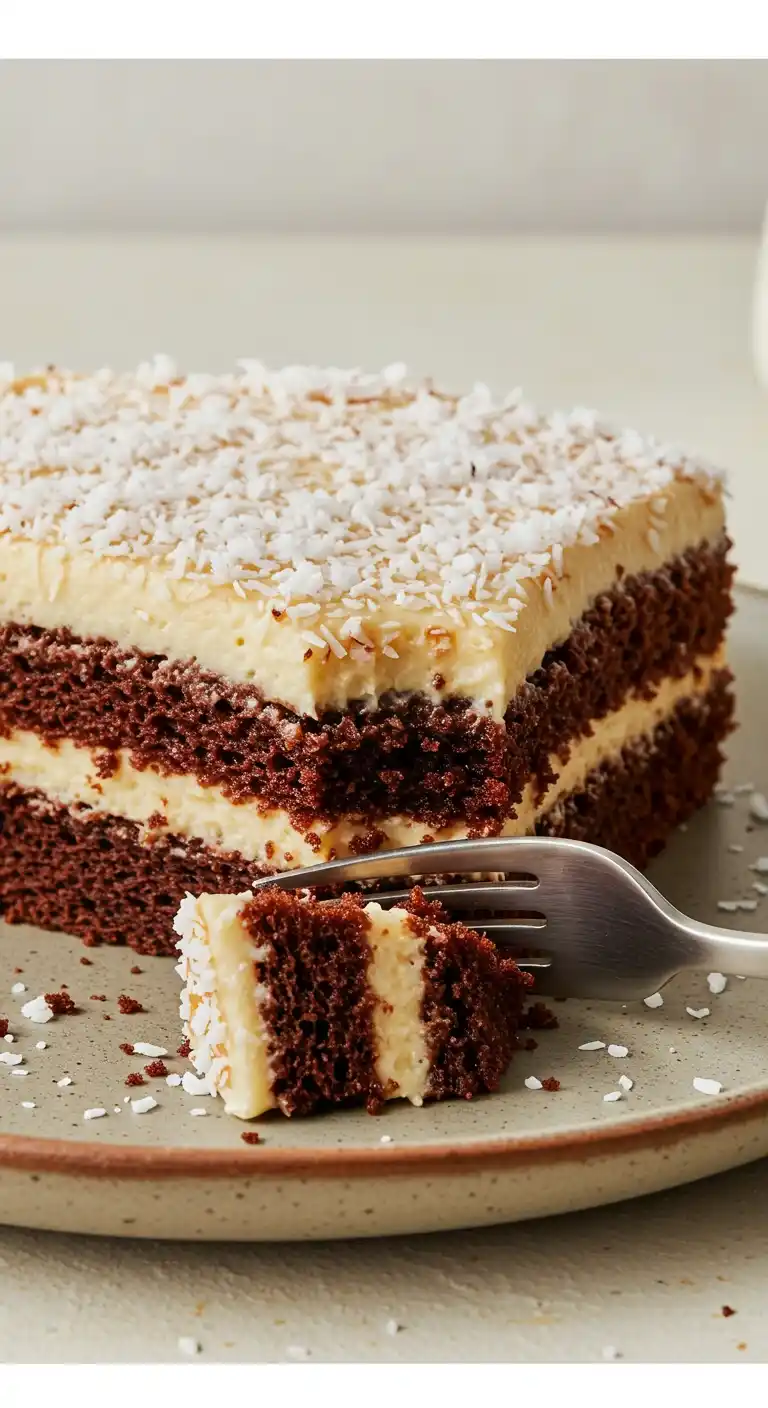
<box><xmin>0</xmin><ymin>359</ymin><xmax>733</xmax><ymax>955</ymax></box>
<box><xmin>173</xmin><ymin>886</ymin><xmax>530</xmax><ymax>1118</ymax></box>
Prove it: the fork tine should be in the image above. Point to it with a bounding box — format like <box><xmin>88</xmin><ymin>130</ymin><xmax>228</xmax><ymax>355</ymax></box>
<box><xmin>251</xmin><ymin>835</ymin><xmax>585</xmax><ymax>894</ymax></box>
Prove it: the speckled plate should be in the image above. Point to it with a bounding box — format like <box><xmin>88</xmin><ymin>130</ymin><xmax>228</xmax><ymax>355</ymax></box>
<box><xmin>1</xmin><ymin>587</ymin><xmax>768</xmax><ymax>1242</ymax></box>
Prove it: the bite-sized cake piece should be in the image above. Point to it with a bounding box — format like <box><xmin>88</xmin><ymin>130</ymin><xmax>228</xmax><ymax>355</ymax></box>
<box><xmin>173</xmin><ymin>886</ymin><xmax>530</xmax><ymax>1118</ymax></box>
<box><xmin>0</xmin><ymin>359</ymin><xmax>733</xmax><ymax>956</ymax></box>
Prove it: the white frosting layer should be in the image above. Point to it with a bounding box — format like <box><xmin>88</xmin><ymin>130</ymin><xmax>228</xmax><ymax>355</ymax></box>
<box><xmin>0</xmin><ymin>649</ymin><xmax>725</xmax><ymax>865</ymax></box>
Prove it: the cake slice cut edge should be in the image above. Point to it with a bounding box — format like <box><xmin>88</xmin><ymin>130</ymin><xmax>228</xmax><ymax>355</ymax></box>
<box><xmin>173</xmin><ymin>887</ymin><xmax>532</xmax><ymax>1119</ymax></box>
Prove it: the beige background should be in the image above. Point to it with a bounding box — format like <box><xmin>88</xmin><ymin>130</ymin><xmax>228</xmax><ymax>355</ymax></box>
<box><xmin>1</xmin><ymin>60</ymin><xmax>767</xmax><ymax>234</ymax></box>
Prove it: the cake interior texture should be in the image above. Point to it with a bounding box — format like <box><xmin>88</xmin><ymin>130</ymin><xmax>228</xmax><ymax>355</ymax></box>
<box><xmin>174</xmin><ymin>886</ymin><xmax>530</xmax><ymax>1118</ymax></box>
<box><xmin>0</xmin><ymin>360</ymin><xmax>734</xmax><ymax>955</ymax></box>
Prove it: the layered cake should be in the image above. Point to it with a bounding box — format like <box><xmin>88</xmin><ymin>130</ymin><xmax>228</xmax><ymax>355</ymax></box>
<box><xmin>0</xmin><ymin>359</ymin><xmax>733</xmax><ymax>956</ymax></box>
<box><xmin>173</xmin><ymin>885</ymin><xmax>529</xmax><ymax>1117</ymax></box>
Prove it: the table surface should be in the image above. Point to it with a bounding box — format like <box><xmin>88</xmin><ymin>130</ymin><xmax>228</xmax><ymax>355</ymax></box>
<box><xmin>0</xmin><ymin>233</ymin><xmax>766</xmax><ymax>1363</ymax></box>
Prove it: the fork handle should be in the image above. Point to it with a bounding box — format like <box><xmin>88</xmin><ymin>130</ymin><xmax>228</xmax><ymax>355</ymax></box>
<box><xmin>675</xmin><ymin>913</ymin><xmax>768</xmax><ymax>979</ymax></box>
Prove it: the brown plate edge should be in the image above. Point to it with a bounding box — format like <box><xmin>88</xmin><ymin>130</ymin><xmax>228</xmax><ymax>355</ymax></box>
<box><xmin>1</xmin><ymin>1084</ymin><xmax>767</xmax><ymax>1180</ymax></box>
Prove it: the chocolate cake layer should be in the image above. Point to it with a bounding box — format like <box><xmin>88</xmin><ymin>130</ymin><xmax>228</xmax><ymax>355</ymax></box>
<box><xmin>241</xmin><ymin>889</ymin><xmax>380</xmax><ymax>1116</ymax></box>
<box><xmin>0</xmin><ymin>786</ymin><xmax>270</xmax><ymax>955</ymax></box>
<box><xmin>536</xmin><ymin>668</ymin><xmax>734</xmax><ymax>866</ymax></box>
<box><xmin>0</xmin><ymin>539</ymin><xmax>733</xmax><ymax>832</ymax></box>
<box><xmin>407</xmin><ymin>888</ymin><xmax>528</xmax><ymax>1101</ymax></box>
<box><xmin>0</xmin><ymin>671</ymin><xmax>733</xmax><ymax>955</ymax></box>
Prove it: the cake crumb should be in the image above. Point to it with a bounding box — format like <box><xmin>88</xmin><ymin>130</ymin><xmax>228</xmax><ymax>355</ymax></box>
<box><xmin>57</xmin><ymin>1075</ymin><xmax>73</xmax><ymax>1087</ymax></box>
<box><xmin>90</xmin><ymin>994</ymin><xmax>107</xmax><ymax>1002</ymax></box>
<box><xmin>707</xmin><ymin>972</ymin><xmax>728</xmax><ymax>995</ymax></box>
<box><xmin>119</xmin><ymin>1042</ymin><xmax>135</xmax><ymax>1055</ymax></box>
<box><xmin>722</xmin><ymin>1305</ymin><xmax>737</xmax><ymax>1317</ymax></box>
<box><xmin>524</xmin><ymin>1076</ymin><xmax>543</xmax><ymax>1091</ymax></box>
<box><xmin>607</xmin><ymin>1044</ymin><xmax>629</xmax><ymax>1058</ymax></box>
<box><xmin>0</xmin><ymin>1019</ymin><xmax>7</xmax><ymax>1038</ymax></box>
<box><xmin>35</xmin><ymin>1040</ymin><xmax>46</xmax><ymax>1050</ymax></box>
<box><xmin>178</xmin><ymin>1038</ymin><xmax>191</xmax><ymax>1058</ymax></box>
<box><xmin>166</xmin><ymin>1073</ymin><xmax>182</xmax><ymax>1087</ymax></box>
<box><xmin>117</xmin><ymin>994</ymin><xmax>145</xmax><ymax>1014</ymax></box>
<box><xmin>177</xmin><ymin>1337</ymin><xmax>201</xmax><ymax>1357</ymax></box>
<box><xmin>83</xmin><ymin>1107</ymin><xmax>107</xmax><ymax>1120</ymax></box>
<box><xmin>602</xmin><ymin>1346</ymin><xmax>623</xmax><ymax>1360</ymax></box>
<box><xmin>643</xmin><ymin>992</ymin><xmax>664</xmax><ymax>1009</ymax></box>
<box><xmin>189</xmin><ymin>1107</ymin><xmax>207</xmax><ymax>1117</ymax></box>
<box><xmin>241</xmin><ymin>1131</ymin><xmax>261</xmax><ymax>1145</ymax></box>
<box><xmin>21</xmin><ymin>1101</ymin><xmax>36</xmax><ymax>1109</ymax></box>
<box><xmin>130</xmin><ymin>965</ymin><xmax>143</xmax><ymax>975</ymax></box>
<box><xmin>541</xmin><ymin>1076</ymin><xmax>561</xmax><ymax>1091</ymax></box>
<box><xmin>603</xmin><ymin>1091</ymin><xmax>622</xmax><ymax>1102</ymax></box>
<box><xmin>523</xmin><ymin>1002</ymin><xmax>559</xmax><ymax>1030</ymax></box>
<box><xmin>132</xmin><ymin>1042</ymin><xmax>167</xmax><ymax>1058</ymax></box>
<box><xmin>380</xmin><ymin>1134</ymin><xmax>393</xmax><ymax>1144</ymax></box>
<box><xmin>11</xmin><ymin>982</ymin><xmax>25</xmax><ymax>995</ymax></box>
<box><xmin>385</xmin><ymin>1319</ymin><xmax>402</xmax><ymax>1336</ymax></box>
<box><xmin>523</xmin><ymin>1037</ymin><xmax>538</xmax><ymax>1051</ymax></box>
<box><xmin>618</xmin><ymin>1074</ymin><xmax>634</xmax><ymax>1092</ymax></box>
<box><xmin>145</xmin><ymin>1059</ymin><xmax>169</xmax><ymax>1078</ymax></box>
<box><xmin>125</xmin><ymin>1073</ymin><xmax>146</xmax><ymax>1087</ymax></box>
<box><xmin>44</xmin><ymin>990</ymin><xmax>77</xmax><ymax>1015</ymax></box>
<box><xmin>79</xmin><ymin>956</ymin><xmax>93</xmax><ymax>965</ymax></box>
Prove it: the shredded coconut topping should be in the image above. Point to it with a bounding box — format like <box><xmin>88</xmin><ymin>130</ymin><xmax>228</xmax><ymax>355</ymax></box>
<box><xmin>0</xmin><ymin>360</ymin><xmax>722</xmax><ymax>622</ymax></box>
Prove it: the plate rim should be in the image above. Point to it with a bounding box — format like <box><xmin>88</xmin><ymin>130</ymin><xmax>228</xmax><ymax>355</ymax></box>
<box><xmin>1</xmin><ymin>1083</ymin><xmax>767</xmax><ymax>1181</ymax></box>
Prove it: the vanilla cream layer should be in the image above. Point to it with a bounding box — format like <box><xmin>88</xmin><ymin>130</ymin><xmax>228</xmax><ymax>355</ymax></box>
<box><xmin>364</xmin><ymin>903</ymin><xmax>430</xmax><ymax>1105</ymax></box>
<box><xmin>0</xmin><ymin>479</ymin><xmax>723</xmax><ymax>717</ymax></box>
<box><xmin>0</xmin><ymin>650</ymin><xmax>723</xmax><ymax>866</ymax></box>
<box><xmin>174</xmin><ymin>891</ymin><xmax>276</xmax><ymax>1118</ymax></box>
<box><xmin>174</xmin><ymin>893</ymin><xmax>432</xmax><ymax>1119</ymax></box>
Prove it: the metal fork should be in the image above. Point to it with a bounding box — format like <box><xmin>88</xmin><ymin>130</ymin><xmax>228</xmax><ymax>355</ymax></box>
<box><xmin>252</xmin><ymin>836</ymin><xmax>768</xmax><ymax>1001</ymax></box>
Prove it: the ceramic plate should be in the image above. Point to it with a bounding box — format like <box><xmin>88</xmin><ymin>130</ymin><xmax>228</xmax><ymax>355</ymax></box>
<box><xmin>1</xmin><ymin>588</ymin><xmax>767</xmax><ymax>1242</ymax></box>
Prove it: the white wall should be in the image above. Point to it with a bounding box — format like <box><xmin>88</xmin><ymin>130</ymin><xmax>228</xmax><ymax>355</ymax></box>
<box><xmin>0</xmin><ymin>59</ymin><xmax>767</xmax><ymax>233</ymax></box>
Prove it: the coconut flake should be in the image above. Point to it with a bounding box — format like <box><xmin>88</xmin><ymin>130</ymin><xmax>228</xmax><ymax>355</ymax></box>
<box><xmin>692</xmin><ymin>1077</ymin><xmax>723</xmax><ymax>1096</ymax></box>
<box><xmin>20</xmin><ymin>994</ymin><xmax>54</xmax><ymax>1023</ymax></box>
<box><xmin>643</xmin><ymin>993</ymin><xmax>664</xmax><ymax>1009</ymax></box>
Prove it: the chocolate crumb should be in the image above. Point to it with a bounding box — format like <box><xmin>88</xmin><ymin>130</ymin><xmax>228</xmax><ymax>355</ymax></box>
<box><xmin>13</xmin><ymin>967</ymin><xmax>23</xmax><ymax>975</ymax></box>
<box><xmin>541</xmin><ymin>1076</ymin><xmax>561</xmax><ymax>1092</ymax></box>
<box><xmin>177</xmin><ymin>1038</ymin><xmax>191</xmax><ymax>1058</ymax></box>
<box><xmin>0</xmin><ymin>1018</ymin><xmax>8</xmax><ymax>1039</ymax></box>
<box><xmin>522</xmin><ymin>1002</ymin><xmax>559</xmax><ymax>1031</ymax></box>
<box><xmin>79</xmin><ymin>956</ymin><xmax>93</xmax><ymax>966</ymax></box>
<box><xmin>130</xmin><ymin>965</ymin><xmax>143</xmax><ymax>975</ymax></box>
<box><xmin>241</xmin><ymin>1131</ymin><xmax>261</xmax><ymax>1145</ymax></box>
<box><xmin>44</xmin><ymin>990</ymin><xmax>77</xmax><ymax>1015</ymax></box>
<box><xmin>90</xmin><ymin>993</ymin><xmax>107</xmax><ymax>1001</ymax></box>
<box><xmin>722</xmin><ymin>1305</ymin><xmax>737</xmax><ymax>1318</ymax></box>
<box><xmin>119</xmin><ymin>1042</ymin><xmax>135</xmax><ymax>1055</ymax></box>
<box><xmin>117</xmin><ymin>994</ymin><xmax>145</xmax><ymax>1014</ymax></box>
<box><xmin>125</xmin><ymin>1072</ymin><xmax>145</xmax><ymax>1087</ymax></box>
<box><xmin>144</xmin><ymin>1059</ymin><xmax>168</xmax><ymax>1078</ymax></box>
<box><xmin>524</xmin><ymin>1037</ymin><xmax>538</xmax><ymax>1051</ymax></box>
